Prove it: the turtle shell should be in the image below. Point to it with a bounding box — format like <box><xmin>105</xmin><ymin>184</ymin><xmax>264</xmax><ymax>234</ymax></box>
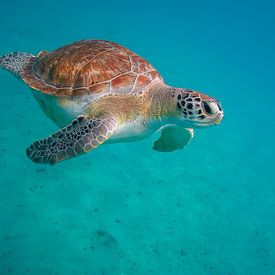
<box><xmin>21</xmin><ymin>40</ymin><xmax>163</xmax><ymax>96</ymax></box>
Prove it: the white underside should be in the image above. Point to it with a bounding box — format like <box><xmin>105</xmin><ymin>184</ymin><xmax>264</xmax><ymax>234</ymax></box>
<box><xmin>108</xmin><ymin>117</ymin><xmax>163</xmax><ymax>143</ymax></box>
<box><xmin>32</xmin><ymin>89</ymin><xmax>87</xmax><ymax>127</ymax></box>
<box><xmin>31</xmin><ymin>89</ymin><xmax>163</xmax><ymax>144</ymax></box>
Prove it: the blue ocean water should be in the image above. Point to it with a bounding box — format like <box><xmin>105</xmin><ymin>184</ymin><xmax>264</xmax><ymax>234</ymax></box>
<box><xmin>0</xmin><ymin>0</ymin><xmax>274</xmax><ymax>274</ymax></box>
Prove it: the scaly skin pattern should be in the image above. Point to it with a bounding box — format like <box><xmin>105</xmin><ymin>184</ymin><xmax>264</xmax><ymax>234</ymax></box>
<box><xmin>81</xmin><ymin>82</ymin><xmax>181</xmax><ymax>143</ymax></box>
<box><xmin>86</xmin><ymin>82</ymin><xmax>175</xmax><ymax>125</ymax></box>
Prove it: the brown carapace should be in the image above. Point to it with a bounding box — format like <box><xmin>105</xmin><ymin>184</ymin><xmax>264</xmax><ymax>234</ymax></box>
<box><xmin>21</xmin><ymin>40</ymin><xmax>162</xmax><ymax>96</ymax></box>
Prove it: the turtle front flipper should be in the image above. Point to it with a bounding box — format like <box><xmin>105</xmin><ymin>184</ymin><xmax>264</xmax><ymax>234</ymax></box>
<box><xmin>26</xmin><ymin>115</ymin><xmax>118</xmax><ymax>165</ymax></box>
<box><xmin>153</xmin><ymin>125</ymin><xmax>194</xmax><ymax>152</ymax></box>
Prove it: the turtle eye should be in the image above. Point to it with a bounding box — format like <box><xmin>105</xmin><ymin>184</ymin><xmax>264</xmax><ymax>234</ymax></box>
<box><xmin>202</xmin><ymin>101</ymin><xmax>218</xmax><ymax>115</ymax></box>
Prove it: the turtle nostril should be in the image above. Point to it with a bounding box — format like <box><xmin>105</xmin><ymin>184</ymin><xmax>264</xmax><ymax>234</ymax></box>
<box><xmin>217</xmin><ymin>102</ymin><xmax>223</xmax><ymax>112</ymax></box>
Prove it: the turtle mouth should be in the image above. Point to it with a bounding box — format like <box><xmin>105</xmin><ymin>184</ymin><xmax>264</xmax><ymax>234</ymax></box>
<box><xmin>191</xmin><ymin>111</ymin><xmax>224</xmax><ymax>128</ymax></box>
<box><xmin>213</xmin><ymin>112</ymin><xmax>223</xmax><ymax>124</ymax></box>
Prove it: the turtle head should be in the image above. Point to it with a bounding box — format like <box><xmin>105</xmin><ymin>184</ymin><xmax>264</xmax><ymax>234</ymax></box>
<box><xmin>173</xmin><ymin>88</ymin><xmax>224</xmax><ymax>128</ymax></box>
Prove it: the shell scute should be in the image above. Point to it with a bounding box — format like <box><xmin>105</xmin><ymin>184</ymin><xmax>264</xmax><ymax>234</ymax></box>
<box><xmin>89</xmin><ymin>82</ymin><xmax>110</xmax><ymax>94</ymax></box>
<box><xmin>111</xmin><ymin>72</ymin><xmax>137</xmax><ymax>92</ymax></box>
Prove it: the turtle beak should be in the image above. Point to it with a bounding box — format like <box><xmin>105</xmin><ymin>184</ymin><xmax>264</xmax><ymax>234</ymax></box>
<box><xmin>213</xmin><ymin>111</ymin><xmax>224</xmax><ymax>125</ymax></box>
<box><xmin>192</xmin><ymin>110</ymin><xmax>224</xmax><ymax>128</ymax></box>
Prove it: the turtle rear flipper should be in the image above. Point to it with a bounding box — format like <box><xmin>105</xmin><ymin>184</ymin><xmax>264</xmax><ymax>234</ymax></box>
<box><xmin>26</xmin><ymin>115</ymin><xmax>118</xmax><ymax>165</ymax></box>
<box><xmin>153</xmin><ymin>125</ymin><xmax>194</xmax><ymax>152</ymax></box>
<box><xmin>0</xmin><ymin>52</ymin><xmax>34</xmax><ymax>77</ymax></box>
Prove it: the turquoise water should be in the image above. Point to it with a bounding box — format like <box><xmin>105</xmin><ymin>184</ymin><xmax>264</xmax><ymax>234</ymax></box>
<box><xmin>0</xmin><ymin>0</ymin><xmax>275</xmax><ymax>274</ymax></box>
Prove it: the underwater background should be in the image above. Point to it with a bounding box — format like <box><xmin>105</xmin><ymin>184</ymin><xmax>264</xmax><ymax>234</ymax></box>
<box><xmin>0</xmin><ymin>0</ymin><xmax>274</xmax><ymax>274</ymax></box>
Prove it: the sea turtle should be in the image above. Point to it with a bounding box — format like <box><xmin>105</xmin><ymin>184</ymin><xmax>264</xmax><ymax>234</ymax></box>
<box><xmin>0</xmin><ymin>40</ymin><xmax>224</xmax><ymax>165</ymax></box>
